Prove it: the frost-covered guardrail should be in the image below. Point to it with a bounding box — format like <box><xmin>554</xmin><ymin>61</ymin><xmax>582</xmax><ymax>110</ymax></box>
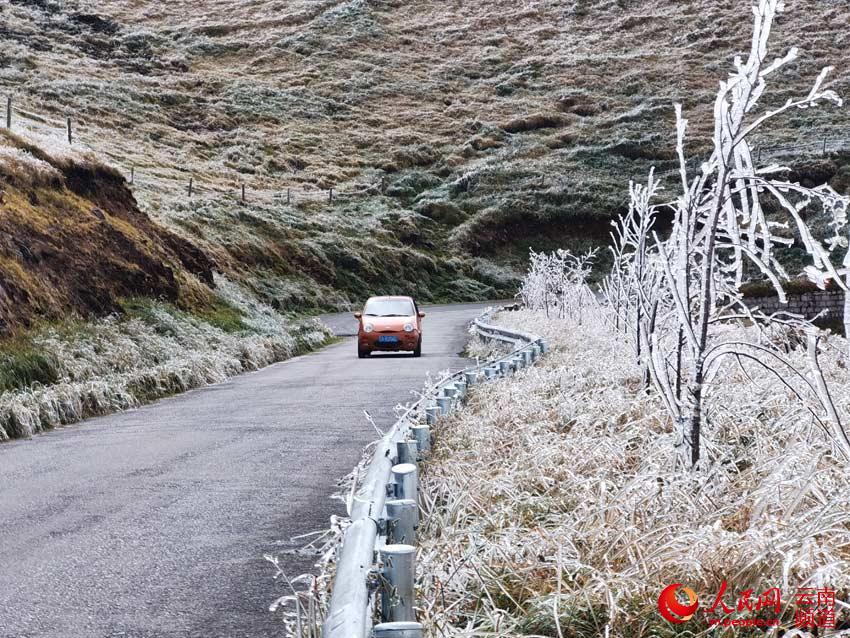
<box><xmin>322</xmin><ymin>307</ymin><xmax>547</xmax><ymax>638</ymax></box>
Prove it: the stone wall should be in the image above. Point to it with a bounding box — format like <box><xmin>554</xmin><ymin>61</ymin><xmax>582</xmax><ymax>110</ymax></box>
<box><xmin>743</xmin><ymin>290</ymin><xmax>845</xmax><ymax>322</ymax></box>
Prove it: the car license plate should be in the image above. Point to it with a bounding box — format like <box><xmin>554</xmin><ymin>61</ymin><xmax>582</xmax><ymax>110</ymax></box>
<box><xmin>378</xmin><ymin>335</ymin><xmax>399</xmax><ymax>344</ymax></box>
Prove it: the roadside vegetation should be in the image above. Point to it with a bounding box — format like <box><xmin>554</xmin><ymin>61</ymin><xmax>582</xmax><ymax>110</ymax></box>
<box><xmin>418</xmin><ymin>305</ymin><xmax>850</xmax><ymax>636</ymax></box>
<box><xmin>0</xmin><ymin>124</ymin><xmax>333</xmax><ymax>441</ymax></box>
<box><xmin>0</xmin><ymin>277</ymin><xmax>330</xmax><ymax>440</ymax></box>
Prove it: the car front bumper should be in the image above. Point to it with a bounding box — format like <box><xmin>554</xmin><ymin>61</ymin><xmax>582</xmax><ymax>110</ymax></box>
<box><xmin>360</xmin><ymin>331</ymin><xmax>419</xmax><ymax>351</ymax></box>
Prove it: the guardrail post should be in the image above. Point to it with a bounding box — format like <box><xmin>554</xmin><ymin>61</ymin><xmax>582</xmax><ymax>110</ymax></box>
<box><xmin>539</xmin><ymin>340</ymin><xmax>549</xmax><ymax>354</ymax></box>
<box><xmin>425</xmin><ymin>405</ymin><xmax>440</xmax><ymax>425</ymax></box>
<box><xmin>385</xmin><ymin>499</ymin><xmax>417</xmax><ymax>545</ymax></box>
<box><xmin>455</xmin><ymin>380</ymin><xmax>467</xmax><ymax>400</ymax></box>
<box><xmin>499</xmin><ymin>360</ymin><xmax>512</xmax><ymax>376</ymax></box>
<box><xmin>380</xmin><ymin>544</ymin><xmax>416</xmax><ymax>623</ymax></box>
<box><xmin>522</xmin><ymin>350</ymin><xmax>533</xmax><ymax>366</ymax></box>
<box><xmin>531</xmin><ymin>344</ymin><xmax>541</xmax><ymax>361</ymax></box>
<box><xmin>373</xmin><ymin>621</ymin><xmax>424</xmax><ymax>638</ymax></box>
<box><xmin>464</xmin><ymin>370</ymin><xmax>478</xmax><ymax>386</ymax></box>
<box><xmin>484</xmin><ymin>365</ymin><xmax>497</xmax><ymax>380</ymax></box>
<box><xmin>396</xmin><ymin>440</ymin><xmax>417</xmax><ymax>465</ymax></box>
<box><xmin>392</xmin><ymin>463</ymin><xmax>418</xmax><ymax>507</ymax></box>
<box><xmin>436</xmin><ymin>394</ymin><xmax>452</xmax><ymax>416</ymax></box>
<box><xmin>411</xmin><ymin>424</ymin><xmax>431</xmax><ymax>457</ymax></box>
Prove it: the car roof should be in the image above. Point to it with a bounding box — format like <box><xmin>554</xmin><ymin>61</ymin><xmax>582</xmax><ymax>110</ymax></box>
<box><xmin>366</xmin><ymin>295</ymin><xmax>414</xmax><ymax>301</ymax></box>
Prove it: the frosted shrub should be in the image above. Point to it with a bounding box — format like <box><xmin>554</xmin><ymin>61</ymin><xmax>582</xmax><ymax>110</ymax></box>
<box><xmin>521</xmin><ymin>249</ymin><xmax>597</xmax><ymax>321</ymax></box>
<box><xmin>0</xmin><ymin>281</ymin><xmax>331</xmax><ymax>440</ymax></box>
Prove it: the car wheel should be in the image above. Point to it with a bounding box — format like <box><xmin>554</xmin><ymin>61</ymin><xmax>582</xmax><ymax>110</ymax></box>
<box><xmin>413</xmin><ymin>338</ymin><xmax>422</xmax><ymax>358</ymax></box>
<box><xmin>358</xmin><ymin>345</ymin><xmax>370</xmax><ymax>359</ymax></box>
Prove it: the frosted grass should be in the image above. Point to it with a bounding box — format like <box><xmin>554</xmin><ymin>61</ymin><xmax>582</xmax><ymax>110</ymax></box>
<box><xmin>0</xmin><ymin>278</ymin><xmax>330</xmax><ymax>440</ymax></box>
<box><xmin>417</xmin><ymin>307</ymin><xmax>850</xmax><ymax>636</ymax></box>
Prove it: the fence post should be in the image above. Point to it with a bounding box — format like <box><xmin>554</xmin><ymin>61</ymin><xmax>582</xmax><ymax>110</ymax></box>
<box><xmin>379</xmin><ymin>545</ymin><xmax>416</xmax><ymax>623</ymax></box>
<box><xmin>241</xmin><ymin>183</ymin><xmax>246</xmax><ymax>203</ymax></box>
<box><xmin>66</xmin><ymin>116</ymin><xmax>72</xmax><ymax>144</ymax></box>
<box><xmin>823</xmin><ymin>137</ymin><xmax>828</xmax><ymax>156</ymax></box>
<box><xmin>328</xmin><ymin>187</ymin><xmax>334</xmax><ymax>203</ymax></box>
<box><xmin>381</xmin><ymin>175</ymin><xmax>387</xmax><ymax>194</ymax></box>
<box><xmin>188</xmin><ymin>177</ymin><xmax>193</xmax><ymax>198</ymax></box>
<box><xmin>5</xmin><ymin>96</ymin><xmax>10</xmax><ymax>129</ymax></box>
<box><xmin>286</xmin><ymin>188</ymin><xmax>291</xmax><ymax>205</ymax></box>
<box><xmin>130</xmin><ymin>166</ymin><xmax>134</xmax><ymax>185</ymax></box>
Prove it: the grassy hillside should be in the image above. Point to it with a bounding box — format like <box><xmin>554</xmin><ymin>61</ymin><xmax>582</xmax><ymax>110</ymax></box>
<box><xmin>3</xmin><ymin>0</ymin><xmax>850</xmax><ymax>310</ymax></box>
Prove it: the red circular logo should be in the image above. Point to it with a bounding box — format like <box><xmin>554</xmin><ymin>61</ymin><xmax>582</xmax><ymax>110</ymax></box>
<box><xmin>658</xmin><ymin>583</ymin><xmax>699</xmax><ymax>624</ymax></box>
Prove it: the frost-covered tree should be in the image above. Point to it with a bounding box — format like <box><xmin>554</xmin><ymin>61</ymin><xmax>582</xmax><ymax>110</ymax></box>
<box><xmin>521</xmin><ymin>248</ymin><xmax>597</xmax><ymax>322</ymax></box>
<box><xmin>603</xmin><ymin>0</ymin><xmax>850</xmax><ymax>468</ymax></box>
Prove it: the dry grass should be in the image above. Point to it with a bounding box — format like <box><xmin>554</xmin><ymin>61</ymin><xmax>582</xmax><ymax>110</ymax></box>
<box><xmin>416</xmin><ymin>308</ymin><xmax>850</xmax><ymax>636</ymax></box>
<box><xmin>0</xmin><ymin>147</ymin><xmax>62</xmax><ymax>188</ymax></box>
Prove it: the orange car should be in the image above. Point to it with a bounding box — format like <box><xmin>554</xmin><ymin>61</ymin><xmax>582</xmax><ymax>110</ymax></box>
<box><xmin>354</xmin><ymin>296</ymin><xmax>425</xmax><ymax>358</ymax></box>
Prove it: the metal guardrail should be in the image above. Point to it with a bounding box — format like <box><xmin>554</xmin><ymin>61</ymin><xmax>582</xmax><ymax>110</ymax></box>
<box><xmin>321</xmin><ymin>307</ymin><xmax>547</xmax><ymax>638</ymax></box>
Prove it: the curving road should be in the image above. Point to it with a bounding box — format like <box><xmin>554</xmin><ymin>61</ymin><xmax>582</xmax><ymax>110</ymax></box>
<box><xmin>0</xmin><ymin>301</ymin><xmax>497</xmax><ymax>638</ymax></box>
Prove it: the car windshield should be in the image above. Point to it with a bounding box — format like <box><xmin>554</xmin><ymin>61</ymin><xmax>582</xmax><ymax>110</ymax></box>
<box><xmin>363</xmin><ymin>298</ymin><xmax>415</xmax><ymax>317</ymax></box>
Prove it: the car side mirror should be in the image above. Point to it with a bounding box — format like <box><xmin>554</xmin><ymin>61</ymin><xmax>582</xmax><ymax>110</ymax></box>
<box><xmin>418</xmin><ymin>311</ymin><xmax>426</xmax><ymax>318</ymax></box>
<box><xmin>354</xmin><ymin>312</ymin><xmax>362</xmax><ymax>319</ymax></box>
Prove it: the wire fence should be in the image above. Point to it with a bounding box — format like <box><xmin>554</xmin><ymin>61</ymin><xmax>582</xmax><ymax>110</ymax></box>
<box><xmin>4</xmin><ymin>95</ymin><xmax>848</xmax><ymax>204</ymax></box>
<box><xmin>1</xmin><ymin>96</ymin><xmax>388</xmax><ymax>206</ymax></box>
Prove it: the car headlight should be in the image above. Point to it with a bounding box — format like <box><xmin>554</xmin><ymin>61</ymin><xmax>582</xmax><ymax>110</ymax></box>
<box><xmin>403</xmin><ymin>323</ymin><xmax>414</xmax><ymax>332</ymax></box>
<box><xmin>364</xmin><ymin>323</ymin><xmax>374</xmax><ymax>333</ymax></box>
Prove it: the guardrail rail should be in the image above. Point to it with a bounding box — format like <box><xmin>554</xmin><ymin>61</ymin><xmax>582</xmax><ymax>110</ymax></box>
<box><xmin>322</xmin><ymin>306</ymin><xmax>547</xmax><ymax>638</ymax></box>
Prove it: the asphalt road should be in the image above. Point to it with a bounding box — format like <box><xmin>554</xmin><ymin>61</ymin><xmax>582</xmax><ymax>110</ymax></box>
<box><xmin>0</xmin><ymin>301</ymin><xmax>498</xmax><ymax>638</ymax></box>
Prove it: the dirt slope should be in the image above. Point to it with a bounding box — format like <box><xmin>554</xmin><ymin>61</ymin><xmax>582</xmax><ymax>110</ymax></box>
<box><xmin>0</xmin><ymin>130</ymin><xmax>213</xmax><ymax>333</ymax></box>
